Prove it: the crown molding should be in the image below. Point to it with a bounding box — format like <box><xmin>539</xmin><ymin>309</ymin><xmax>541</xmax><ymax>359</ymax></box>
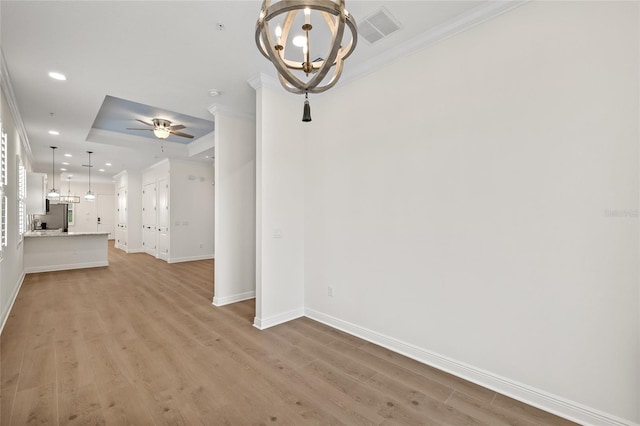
<box><xmin>0</xmin><ymin>49</ymin><xmax>33</xmax><ymax>161</ymax></box>
<box><xmin>247</xmin><ymin>72</ymin><xmax>281</xmax><ymax>92</ymax></box>
<box><xmin>208</xmin><ymin>103</ymin><xmax>255</xmax><ymax>122</ymax></box>
<box><xmin>339</xmin><ymin>0</ymin><xmax>528</xmax><ymax>88</ymax></box>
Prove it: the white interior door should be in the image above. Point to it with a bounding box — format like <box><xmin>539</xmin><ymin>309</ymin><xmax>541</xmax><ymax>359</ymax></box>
<box><xmin>117</xmin><ymin>186</ymin><xmax>127</xmax><ymax>224</ymax></box>
<box><xmin>157</xmin><ymin>177</ymin><xmax>169</xmax><ymax>261</ymax></box>
<box><xmin>142</xmin><ymin>182</ymin><xmax>157</xmax><ymax>256</ymax></box>
<box><xmin>97</xmin><ymin>194</ymin><xmax>116</xmax><ymax>239</ymax></box>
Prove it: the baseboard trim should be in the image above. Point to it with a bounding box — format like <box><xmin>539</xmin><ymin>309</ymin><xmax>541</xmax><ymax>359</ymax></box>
<box><xmin>25</xmin><ymin>261</ymin><xmax>109</xmax><ymax>274</ymax></box>
<box><xmin>212</xmin><ymin>290</ymin><xmax>255</xmax><ymax>307</ymax></box>
<box><xmin>304</xmin><ymin>308</ymin><xmax>638</xmax><ymax>426</ymax></box>
<box><xmin>125</xmin><ymin>248</ymin><xmax>144</xmax><ymax>254</ymax></box>
<box><xmin>168</xmin><ymin>254</ymin><xmax>214</xmax><ymax>264</ymax></box>
<box><xmin>0</xmin><ymin>271</ymin><xmax>25</xmax><ymax>335</ymax></box>
<box><xmin>253</xmin><ymin>308</ymin><xmax>305</xmax><ymax>330</ymax></box>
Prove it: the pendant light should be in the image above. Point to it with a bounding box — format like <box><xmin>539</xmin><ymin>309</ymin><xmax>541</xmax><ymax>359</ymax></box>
<box><xmin>47</xmin><ymin>146</ymin><xmax>60</xmax><ymax>200</ymax></box>
<box><xmin>84</xmin><ymin>151</ymin><xmax>95</xmax><ymax>201</ymax></box>
<box><xmin>59</xmin><ymin>176</ymin><xmax>80</xmax><ymax>203</ymax></box>
<box><xmin>255</xmin><ymin>0</ymin><xmax>358</xmax><ymax>122</ymax></box>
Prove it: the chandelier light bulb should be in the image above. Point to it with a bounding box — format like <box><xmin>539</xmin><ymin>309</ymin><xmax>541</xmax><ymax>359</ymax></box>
<box><xmin>292</xmin><ymin>35</ymin><xmax>306</xmax><ymax>47</ymax></box>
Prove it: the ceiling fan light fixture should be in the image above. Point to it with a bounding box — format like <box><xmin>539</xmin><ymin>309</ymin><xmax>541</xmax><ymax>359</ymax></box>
<box><xmin>126</xmin><ymin>117</ymin><xmax>194</xmax><ymax>139</ymax></box>
<box><xmin>153</xmin><ymin>127</ymin><xmax>171</xmax><ymax>139</ymax></box>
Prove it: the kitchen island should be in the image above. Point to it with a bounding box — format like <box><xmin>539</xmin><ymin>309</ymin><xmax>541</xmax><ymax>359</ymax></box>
<box><xmin>24</xmin><ymin>231</ymin><xmax>109</xmax><ymax>273</ymax></box>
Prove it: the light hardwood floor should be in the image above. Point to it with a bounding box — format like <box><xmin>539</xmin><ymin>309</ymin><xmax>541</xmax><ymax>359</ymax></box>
<box><xmin>1</xmin><ymin>242</ymin><xmax>578</xmax><ymax>425</ymax></box>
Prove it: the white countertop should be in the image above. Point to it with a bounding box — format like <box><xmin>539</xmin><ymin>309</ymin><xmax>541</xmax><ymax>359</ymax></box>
<box><xmin>25</xmin><ymin>230</ymin><xmax>110</xmax><ymax>238</ymax></box>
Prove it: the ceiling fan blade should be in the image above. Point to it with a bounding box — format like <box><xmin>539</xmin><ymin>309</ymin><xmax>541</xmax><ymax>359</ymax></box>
<box><xmin>135</xmin><ymin>119</ymin><xmax>154</xmax><ymax>127</ymax></box>
<box><xmin>170</xmin><ymin>130</ymin><xmax>194</xmax><ymax>139</ymax></box>
<box><xmin>126</xmin><ymin>128</ymin><xmax>153</xmax><ymax>131</ymax></box>
<box><xmin>169</xmin><ymin>124</ymin><xmax>186</xmax><ymax>131</ymax></box>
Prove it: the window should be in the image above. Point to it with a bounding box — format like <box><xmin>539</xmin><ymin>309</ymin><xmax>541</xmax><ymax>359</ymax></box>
<box><xmin>0</xmin><ymin>123</ymin><xmax>7</xmax><ymax>258</ymax></box>
<box><xmin>0</xmin><ymin>124</ymin><xmax>6</xmax><ymax>187</ymax></box>
<box><xmin>17</xmin><ymin>156</ymin><xmax>26</xmax><ymax>240</ymax></box>
<box><xmin>1</xmin><ymin>196</ymin><xmax>6</xmax><ymax>249</ymax></box>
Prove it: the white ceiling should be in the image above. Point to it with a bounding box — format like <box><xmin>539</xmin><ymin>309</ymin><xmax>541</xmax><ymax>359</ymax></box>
<box><xmin>1</xmin><ymin>0</ymin><xmax>516</xmax><ymax>184</ymax></box>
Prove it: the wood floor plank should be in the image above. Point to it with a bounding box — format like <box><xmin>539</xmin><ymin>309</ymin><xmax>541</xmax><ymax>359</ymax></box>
<box><xmin>357</xmin><ymin>339</ymin><xmax>498</xmax><ymax>404</ymax></box>
<box><xmin>0</xmin><ymin>241</ymin><xmax>578</xmax><ymax>425</ymax></box>
<box><xmin>11</xmin><ymin>383</ymin><xmax>57</xmax><ymax>425</ymax></box>
<box><xmin>446</xmin><ymin>390</ymin><xmax>538</xmax><ymax>426</ymax></box>
<box><xmin>492</xmin><ymin>393</ymin><xmax>579</xmax><ymax>426</ymax></box>
<box><xmin>17</xmin><ymin>335</ymin><xmax>56</xmax><ymax>392</ymax></box>
<box><xmin>98</xmin><ymin>384</ymin><xmax>155</xmax><ymax>425</ymax></box>
<box><xmin>57</xmin><ymin>383</ymin><xmax>104</xmax><ymax>425</ymax></box>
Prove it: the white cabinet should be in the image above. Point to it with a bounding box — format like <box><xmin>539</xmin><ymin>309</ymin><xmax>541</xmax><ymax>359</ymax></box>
<box><xmin>157</xmin><ymin>177</ymin><xmax>169</xmax><ymax>261</ymax></box>
<box><xmin>115</xmin><ymin>223</ymin><xmax>127</xmax><ymax>250</ymax></box>
<box><xmin>115</xmin><ymin>186</ymin><xmax>128</xmax><ymax>250</ymax></box>
<box><xmin>142</xmin><ymin>181</ymin><xmax>157</xmax><ymax>256</ymax></box>
<box><xmin>27</xmin><ymin>172</ymin><xmax>47</xmax><ymax>215</ymax></box>
<box><xmin>117</xmin><ymin>187</ymin><xmax>127</xmax><ymax>223</ymax></box>
<box><xmin>113</xmin><ymin>171</ymin><xmax>142</xmax><ymax>253</ymax></box>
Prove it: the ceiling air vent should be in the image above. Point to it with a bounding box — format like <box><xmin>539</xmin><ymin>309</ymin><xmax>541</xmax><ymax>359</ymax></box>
<box><xmin>358</xmin><ymin>7</ymin><xmax>401</xmax><ymax>44</ymax></box>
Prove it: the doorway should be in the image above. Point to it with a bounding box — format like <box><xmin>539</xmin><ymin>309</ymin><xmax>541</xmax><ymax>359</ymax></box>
<box><xmin>97</xmin><ymin>194</ymin><xmax>115</xmax><ymax>239</ymax></box>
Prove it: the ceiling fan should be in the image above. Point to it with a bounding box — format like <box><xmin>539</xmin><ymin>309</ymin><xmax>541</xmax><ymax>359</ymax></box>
<box><xmin>127</xmin><ymin>118</ymin><xmax>194</xmax><ymax>140</ymax></box>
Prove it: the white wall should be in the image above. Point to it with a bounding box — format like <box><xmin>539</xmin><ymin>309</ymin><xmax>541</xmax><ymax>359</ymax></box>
<box><xmin>210</xmin><ymin>106</ymin><xmax>256</xmax><ymax>307</ymax></box>
<box><xmin>251</xmin><ymin>78</ymin><xmax>305</xmax><ymax>329</ymax></box>
<box><xmin>142</xmin><ymin>158</ymin><xmax>170</xmax><ymax>184</ymax></box>
<box><xmin>300</xmin><ymin>2</ymin><xmax>639</xmax><ymax>424</ymax></box>
<box><xmin>169</xmin><ymin>159</ymin><xmax>214</xmax><ymax>262</ymax></box>
<box><xmin>62</xmin><ymin>181</ymin><xmax>115</xmax><ymax>233</ymax></box>
<box><xmin>0</xmin><ymin>85</ymin><xmax>30</xmax><ymax>330</ymax></box>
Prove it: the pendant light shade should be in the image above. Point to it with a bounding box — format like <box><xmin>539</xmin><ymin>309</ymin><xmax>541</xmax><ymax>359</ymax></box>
<box><xmin>84</xmin><ymin>151</ymin><xmax>96</xmax><ymax>202</ymax></box>
<box><xmin>153</xmin><ymin>127</ymin><xmax>171</xmax><ymax>139</ymax></box>
<box><xmin>47</xmin><ymin>146</ymin><xmax>60</xmax><ymax>200</ymax></box>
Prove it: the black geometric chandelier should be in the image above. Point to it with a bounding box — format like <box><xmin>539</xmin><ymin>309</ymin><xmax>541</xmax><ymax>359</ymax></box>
<box><xmin>255</xmin><ymin>0</ymin><xmax>358</xmax><ymax>122</ymax></box>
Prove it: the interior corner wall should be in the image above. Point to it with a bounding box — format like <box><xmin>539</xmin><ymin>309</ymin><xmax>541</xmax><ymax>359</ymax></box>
<box><xmin>169</xmin><ymin>159</ymin><xmax>214</xmax><ymax>262</ymax></box>
<box><xmin>213</xmin><ymin>111</ymin><xmax>256</xmax><ymax>307</ymax></box>
<box><xmin>253</xmin><ymin>84</ymin><xmax>305</xmax><ymax>329</ymax></box>
<box><xmin>0</xmin><ymin>87</ymin><xmax>27</xmax><ymax>331</ymax></box>
<box><xmin>303</xmin><ymin>1</ymin><xmax>639</xmax><ymax>423</ymax></box>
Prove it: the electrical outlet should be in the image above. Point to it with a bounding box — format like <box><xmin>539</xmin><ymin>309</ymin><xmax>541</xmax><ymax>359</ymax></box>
<box><xmin>327</xmin><ymin>286</ymin><xmax>334</xmax><ymax>297</ymax></box>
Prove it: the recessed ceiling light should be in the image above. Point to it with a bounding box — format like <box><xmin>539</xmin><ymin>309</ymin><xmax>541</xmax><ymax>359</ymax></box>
<box><xmin>209</xmin><ymin>89</ymin><xmax>221</xmax><ymax>97</ymax></box>
<box><xmin>205</xmin><ymin>155</ymin><xmax>209</xmax><ymax>159</ymax></box>
<box><xmin>62</xmin><ymin>162</ymin><xmax>69</xmax><ymax>165</ymax></box>
<box><xmin>60</xmin><ymin>168</ymin><xmax>67</xmax><ymax>171</ymax></box>
<box><xmin>64</xmin><ymin>153</ymin><xmax>72</xmax><ymax>157</ymax></box>
<box><xmin>48</xmin><ymin>130</ymin><xmax>60</xmax><ymax>135</ymax></box>
<box><xmin>105</xmin><ymin>163</ymin><xmax>112</xmax><ymax>166</ymax></box>
<box><xmin>48</xmin><ymin>72</ymin><xmax>67</xmax><ymax>81</ymax></box>
<box><xmin>99</xmin><ymin>169</ymin><xmax>105</xmax><ymax>172</ymax></box>
<box><xmin>67</xmin><ymin>174</ymin><xmax>73</xmax><ymax>177</ymax></box>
